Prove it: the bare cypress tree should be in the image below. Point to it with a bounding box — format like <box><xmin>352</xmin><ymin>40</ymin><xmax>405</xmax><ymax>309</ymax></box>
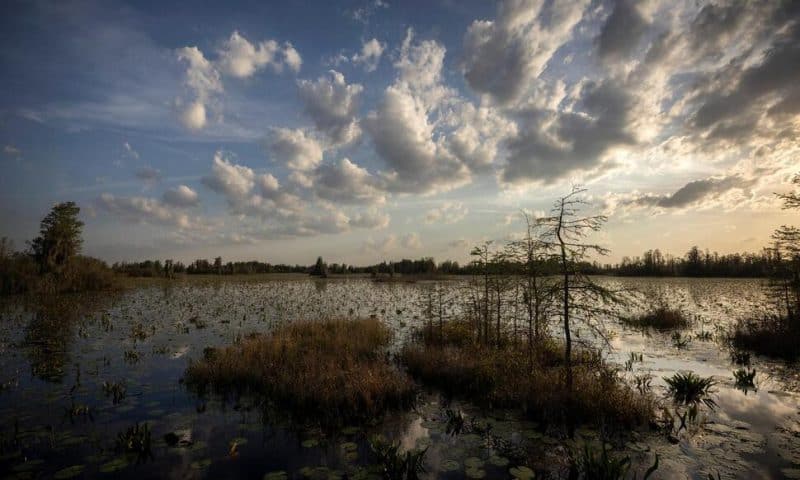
<box><xmin>539</xmin><ymin>186</ymin><xmax>623</xmax><ymax>437</ymax></box>
<box><xmin>508</xmin><ymin>211</ymin><xmax>553</xmax><ymax>364</ymax></box>
<box><xmin>470</xmin><ymin>241</ymin><xmax>493</xmax><ymax>346</ymax></box>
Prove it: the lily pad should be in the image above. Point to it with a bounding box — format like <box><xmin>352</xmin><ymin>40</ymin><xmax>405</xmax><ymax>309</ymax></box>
<box><xmin>99</xmin><ymin>457</ymin><xmax>130</xmax><ymax>473</ymax></box>
<box><xmin>465</xmin><ymin>467</ymin><xmax>486</xmax><ymax>479</ymax></box>
<box><xmin>263</xmin><ymin>471</ymin><xmax>288</xmax><ymax>480</ymax></box>
<box><xmin>510</xmin><ymin>466</ymin><xmax>535</xmax><ymax>480</ymax></box>
<box><xmin>190</xmin><ymin>458</ymin><xmax>212</xmax><ymax>469</ymax></box>
<box><xmin>489</xmin><ymin>455</ymin><xmax>509</xmax><ymax>467</ymax></box>
<box><xmin>440</xmin><ymin>460</ymin><xmax>460</xmax><ymax>472</ymax></box>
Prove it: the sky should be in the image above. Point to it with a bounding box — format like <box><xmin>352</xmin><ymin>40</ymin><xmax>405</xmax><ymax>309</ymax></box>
<box><xmin>0</xmin><ymin>0</ymin><xmax>798</xmax><ymax>266</ymax></box>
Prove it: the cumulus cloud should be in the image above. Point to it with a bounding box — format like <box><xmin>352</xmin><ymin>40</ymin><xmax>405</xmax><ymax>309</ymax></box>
<box><xmin>351</xmin><ymin>207</ymin><xmax>390</xmax><ymax>229</ymax></box>
<box><xmin>200</xmin><ymin>151</ymin><xmax>387</xmax><ymax>238</ymax></box>
<box><xmin>96</xmin><ymin>193</ymin><xmax>197</xmax><ymax>229</ymax></box>
<box><xmin>362</xmin><ymin>234</ymin><xmax>397</xmax><ymax>254</ymax></box>
<box><xmin>297</xmin><ymin>70</ymin><xmax>363</xmax><ymax>145</ymax></box>
<box><xmin>351</xmin><ymin>38</ymin><xmax>385</xmax><ymax>72</ymax></box>
<box><xmin>176</xmin><ymin>31</ymin><xmax>302</xmax><ymax>130</ymax></box>
<box><xmin>311</xmin><ymin>158</ymin><xmax>385</xmax><ymax>204</ymax></box>
<box><xmin>424</xmin><ymin>202</ymin><xmax>469</xmax><ymax>224</ymax></box>
<box><xmin>461</xmin><ymin>0</ymin><xmax>590</xmax><ymax>105</ymax></box>
<box><xmin>162</xmin><ymin>185</ymin><xmax>199</xmax><ymax>207</ymax></box>
<box><xmin>265</xmin><ymin>127</ymin><xmax>323</xmax><ymax>171</ymax></box>
<box><xmin>176</xmin><ymin>46</ymin><xmax>222</xmax><ymax>130</ymax></box>
<box><xmin>217</xmin><ymin>31</ymin><xmax>301</xmax><ymax>78</ymax></box>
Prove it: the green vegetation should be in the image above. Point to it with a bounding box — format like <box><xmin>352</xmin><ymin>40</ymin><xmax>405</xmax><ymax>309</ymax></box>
<box><xmin>623</xmin><ymin>307</ymin><xmax>690</xmax><ymax>330</ymax></box>
<box><xmin>0</xmin><ymin>202</ymin><xmax>114</xmax><ymax>294</ymax></box>
<box><xmin>184</xmin><ymin>318</ymin><xmax>415</xmax><ymax>422</ymax></box>
<box><xmin>570</xmin><ymin>443</ymin><xmax>658</xmax><ymax>480</ymax></box>
<box><xmin>369</xmin><ymin>437</ymin><xmax>427</xmax><ymax>480</ymax></box>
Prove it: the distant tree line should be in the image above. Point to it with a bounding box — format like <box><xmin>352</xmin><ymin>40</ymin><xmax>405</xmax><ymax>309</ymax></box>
<box><xmin>603</xmin><ymin>246</ymin><xmax>776</xmax><ymax>277</ymax></box>
<box><xmin>112</xmin><ymin>246</ymin><xmax>780</xmax><ymax>280</ymax></box>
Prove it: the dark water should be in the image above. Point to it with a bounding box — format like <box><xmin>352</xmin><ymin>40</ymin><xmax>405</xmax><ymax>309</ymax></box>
<box><xmin>0</xmin><ymin>277</ymin><xmax>798</xmax><ymax>479</ymax></box>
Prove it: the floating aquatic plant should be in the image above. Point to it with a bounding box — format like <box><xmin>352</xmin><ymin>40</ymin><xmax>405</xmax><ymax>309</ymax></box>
<box><xmin>664</xmin><ymin>372</ymin><xmax>716</xmax><ymax>409</ymax></box>
<box><xmin>733</xmin><ymin>368</ymin><xmax>757</xmax><ymax>393</ymax></box>
<box><xmin>115</xmin><ymin>422</ymin><xmax>152</xmax><ymax>462</ymax></box>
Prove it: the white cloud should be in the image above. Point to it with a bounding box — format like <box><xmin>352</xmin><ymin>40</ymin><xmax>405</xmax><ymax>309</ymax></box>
<box><xmin>352</xmin><ymin>38</ymin><xmax>385</xmax><ymax>72</ymax></box>
<box><xmin>424</xmin><ymin>202</ymin><xmax>469</xmax><ymax>224</ymax></box>
<box><xmin>123</xmin><ymin>142</ymin><xmax>139</xmax><ymax>159</ymax></box>
<box><xmin>201</xmin><ymin>151</ymin><xmax>254</xmax><ymax>202</ymax></box>
<box><xmin>135</xmin><ymin>165</ymin><xmax>161</xmax><ymax>182</ymax></box>
<box><xmin>297</xmin><ymin>70</ymin><xmax>363</xmax><ymax>145</ymax></box>
<box><xmin>312</xmin><ymin>158</ymin><xmax>385</xmax><ymax>204</ymax></box>
<box><xmin>162</xmin><ymin>185</ymin><xmax>199</xmax><ymax>207</ymax></box>
<box><xmin>96</xmin><ymin>193</ymin><xmax>198</xmax><ymax>229</ymax></box>
<box><xmin>265</xmin><ymin>127</ymin><xmax>323</xmax><ymax>171</ymax></box>
<box><xmin>216</xmin><ymin>31</ymin><xmax>302</xmax><ymax>78</ymax></box>
<box><xmin>176</xmin><ymin>46</ymin><xmax>222</xmax><ymax>130</ymax></box>
<box><xmin>351</xmin><ymin>207</ymin><xmax>390</xmax><ymax>229</ymax></box>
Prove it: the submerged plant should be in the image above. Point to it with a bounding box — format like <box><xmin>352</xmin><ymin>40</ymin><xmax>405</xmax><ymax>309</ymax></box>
<box><xmin>369</xmin><ymin>438</ymin><xmax>427</xmax><ymax>480</ymax></box>
<box><xmin>664</xmin><ymin>372</ymin><xmax>716</xmax><ymax>409</ymax></box>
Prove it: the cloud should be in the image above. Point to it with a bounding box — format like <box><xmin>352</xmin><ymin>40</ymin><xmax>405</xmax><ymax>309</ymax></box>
<box><xmin>176</xmin><ymin>46</ymin><xmax>222</xmax><ymax>130</ymax></box>
<box><xmin>201</xmin><ymin>151</ymin><xmax>254</xmax><ymax>202</ymax></box>
<box><xmin>425</xmin><ymin>202</ymin><xmax>469</xmax><ymax>224</ymax></box>
<box><xmin>448</xmin><ymin>238</ymin><xmax>469</xmax><ymax>249</ymax></box>
<box><xmin>265</xmin><ymin>127</ymin><xmax>323</xmax><ymax>171</ymax></box>
<box><xmin>362</xmin><ymin>234</ymin><xmax>397</xmax><ymax>254</ymax></box>
<box><xmin>461</xmin><ymin>0</ymin><xmax>589</xmax><ymax>106</ymax></box>
<box><xmin>628</xmin><ymin>174</ymin><xmax>758</xmax><ymax>210</ymax></box>
<box><xmin>311</xmin><ymin>158</ymin><xmax>385</xmax><ymax>204</ymax></box>
<box><xmin>351</xmin><ymin>207</ymin><xmax>390</xmax><ymax>229</ymax></box>
<box><xmin>96</xmin><ymin>193</ymin><xmax>198</xmax><ymax>229</ymax></box>
<box><xmin>135</xmin><ymin>165</ymin><xmax>161</xmax><ymax>182</ymax></box>
<box><xmin>596</xmin><ymin>0</ymin><xmax>648</xmax><ymax>61</ymax></box>
<box><xmin>297</xmin><ymin>70</ymin><xmax>363</xmax><ymax>145</ymax></box>
<box><xmin>351</xmin><ymin>38</ymin><xmax>385</xmax><ymax>72</ymax></box>
<box><xmin>162</xmin><ymin>185</ymin><xmax>199</xmax><ymax>207</ymax></box>
<box><xmin>3</xmin><ymin>145</ymin><xmax>21</xmax><ymax>157</ymax></box>
<box><xmin>123</xmin><ymin>142</ymin><xmax>139</xmax><ymax>159</ymax></box>
<box><xmin>217</xmin><ymin>31</ymin><xmax>301</xmax><ymax>78</ymax></box>
<box><xmin>401</xmin><ymin>232</ymin><xmax>422</xmax><ymax>249</ymax></box>
<box><xmin>501</xmin><ymin>79</ymin><xmax>635</xmax><ymax>184</ymax></box>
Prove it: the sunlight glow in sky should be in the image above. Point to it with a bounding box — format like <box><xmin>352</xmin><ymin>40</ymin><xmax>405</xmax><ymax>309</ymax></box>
<box><xmin>1</xmin><ymin>0</ymin><xmax>798</xmax><ymax>265</ymax></box>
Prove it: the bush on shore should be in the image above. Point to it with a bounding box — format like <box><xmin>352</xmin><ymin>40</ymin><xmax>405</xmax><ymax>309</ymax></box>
<box><xmin>622</xmin><ymin>307</ymin><xmax>690</xmax><ymax>330</ymax></box>
<box><xmin>184</xmin><ymin>318</ymin><xmax>416</xmax><ymax>422</ymax></box>
<box><xmin>730</xmin><ymin>314</ymin><xmax>800</xmax><ymax>361</ymax></box>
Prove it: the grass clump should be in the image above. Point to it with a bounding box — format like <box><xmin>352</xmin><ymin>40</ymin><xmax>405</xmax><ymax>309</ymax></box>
<box><xmin>570</xmin><ymin>443</ymin><xmax>659</xmax><ymax>480</ymax></box>
<box><xmin>400</xmin><ymin>321</ymin><xmax>653</xmax><ymax>430</ymax></box>
<box><xmin>184</xmin><ymin>318</ymin><xmax>415</xmax><ymax>422</ymax></box>
<box><xmin>730</xmin><ymin>314</ymin><xmax>800</xmax><ymax>361</ymax></box>
<box><xmin>663</xmin><ymin>372</ymin><xmax>716</xmax><ymax>408</ymax></box>
<box><xmin>622</xmin><ymin>307</ymin><xmax>690</xmax><ymax>330</ymax></box>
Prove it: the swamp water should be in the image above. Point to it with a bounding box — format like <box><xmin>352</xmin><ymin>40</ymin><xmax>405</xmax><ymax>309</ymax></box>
<box><xmin>0</xmin><ymin>277</ymin><xmax>799</xmax><ymax>479</ymax></box>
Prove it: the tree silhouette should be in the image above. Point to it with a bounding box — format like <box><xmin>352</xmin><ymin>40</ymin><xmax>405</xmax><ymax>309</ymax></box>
<box><xmin>29</xmin><ymin>201</ymin><xmax>83</xmax><ymax>274</ymax></box>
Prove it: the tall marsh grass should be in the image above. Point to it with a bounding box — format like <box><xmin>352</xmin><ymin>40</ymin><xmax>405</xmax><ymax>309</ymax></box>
<box><xmin>185</xmin><ymin>318</ymin><xmax>415</xmax><ymax>421</ymax></box>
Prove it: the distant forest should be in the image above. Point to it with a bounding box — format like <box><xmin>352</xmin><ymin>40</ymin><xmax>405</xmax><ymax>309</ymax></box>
<box><xmin>112</xmin><ymin>245</ymin><xmax>776</xmax><ymax>279</ymax></box>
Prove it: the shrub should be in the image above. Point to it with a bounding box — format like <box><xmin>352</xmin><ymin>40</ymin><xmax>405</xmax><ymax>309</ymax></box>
<box><xmin>400</xmin><ymin>330</ymin><xmax>653</xmax><ymax>430</ymax></box>
<box><xmin>622</xmin><ymin>307</ymin><xmax>690</xmax><ymax>330</ymax></box>
<box><xmin>184</xmin><ymin>318</ymin><xmax>415</xmax><ymax>422</ymax></box>
<box><xmin>730</xmin><ymin>314</ymin><xmax>800</xmax><ymax>361</ymax></box>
